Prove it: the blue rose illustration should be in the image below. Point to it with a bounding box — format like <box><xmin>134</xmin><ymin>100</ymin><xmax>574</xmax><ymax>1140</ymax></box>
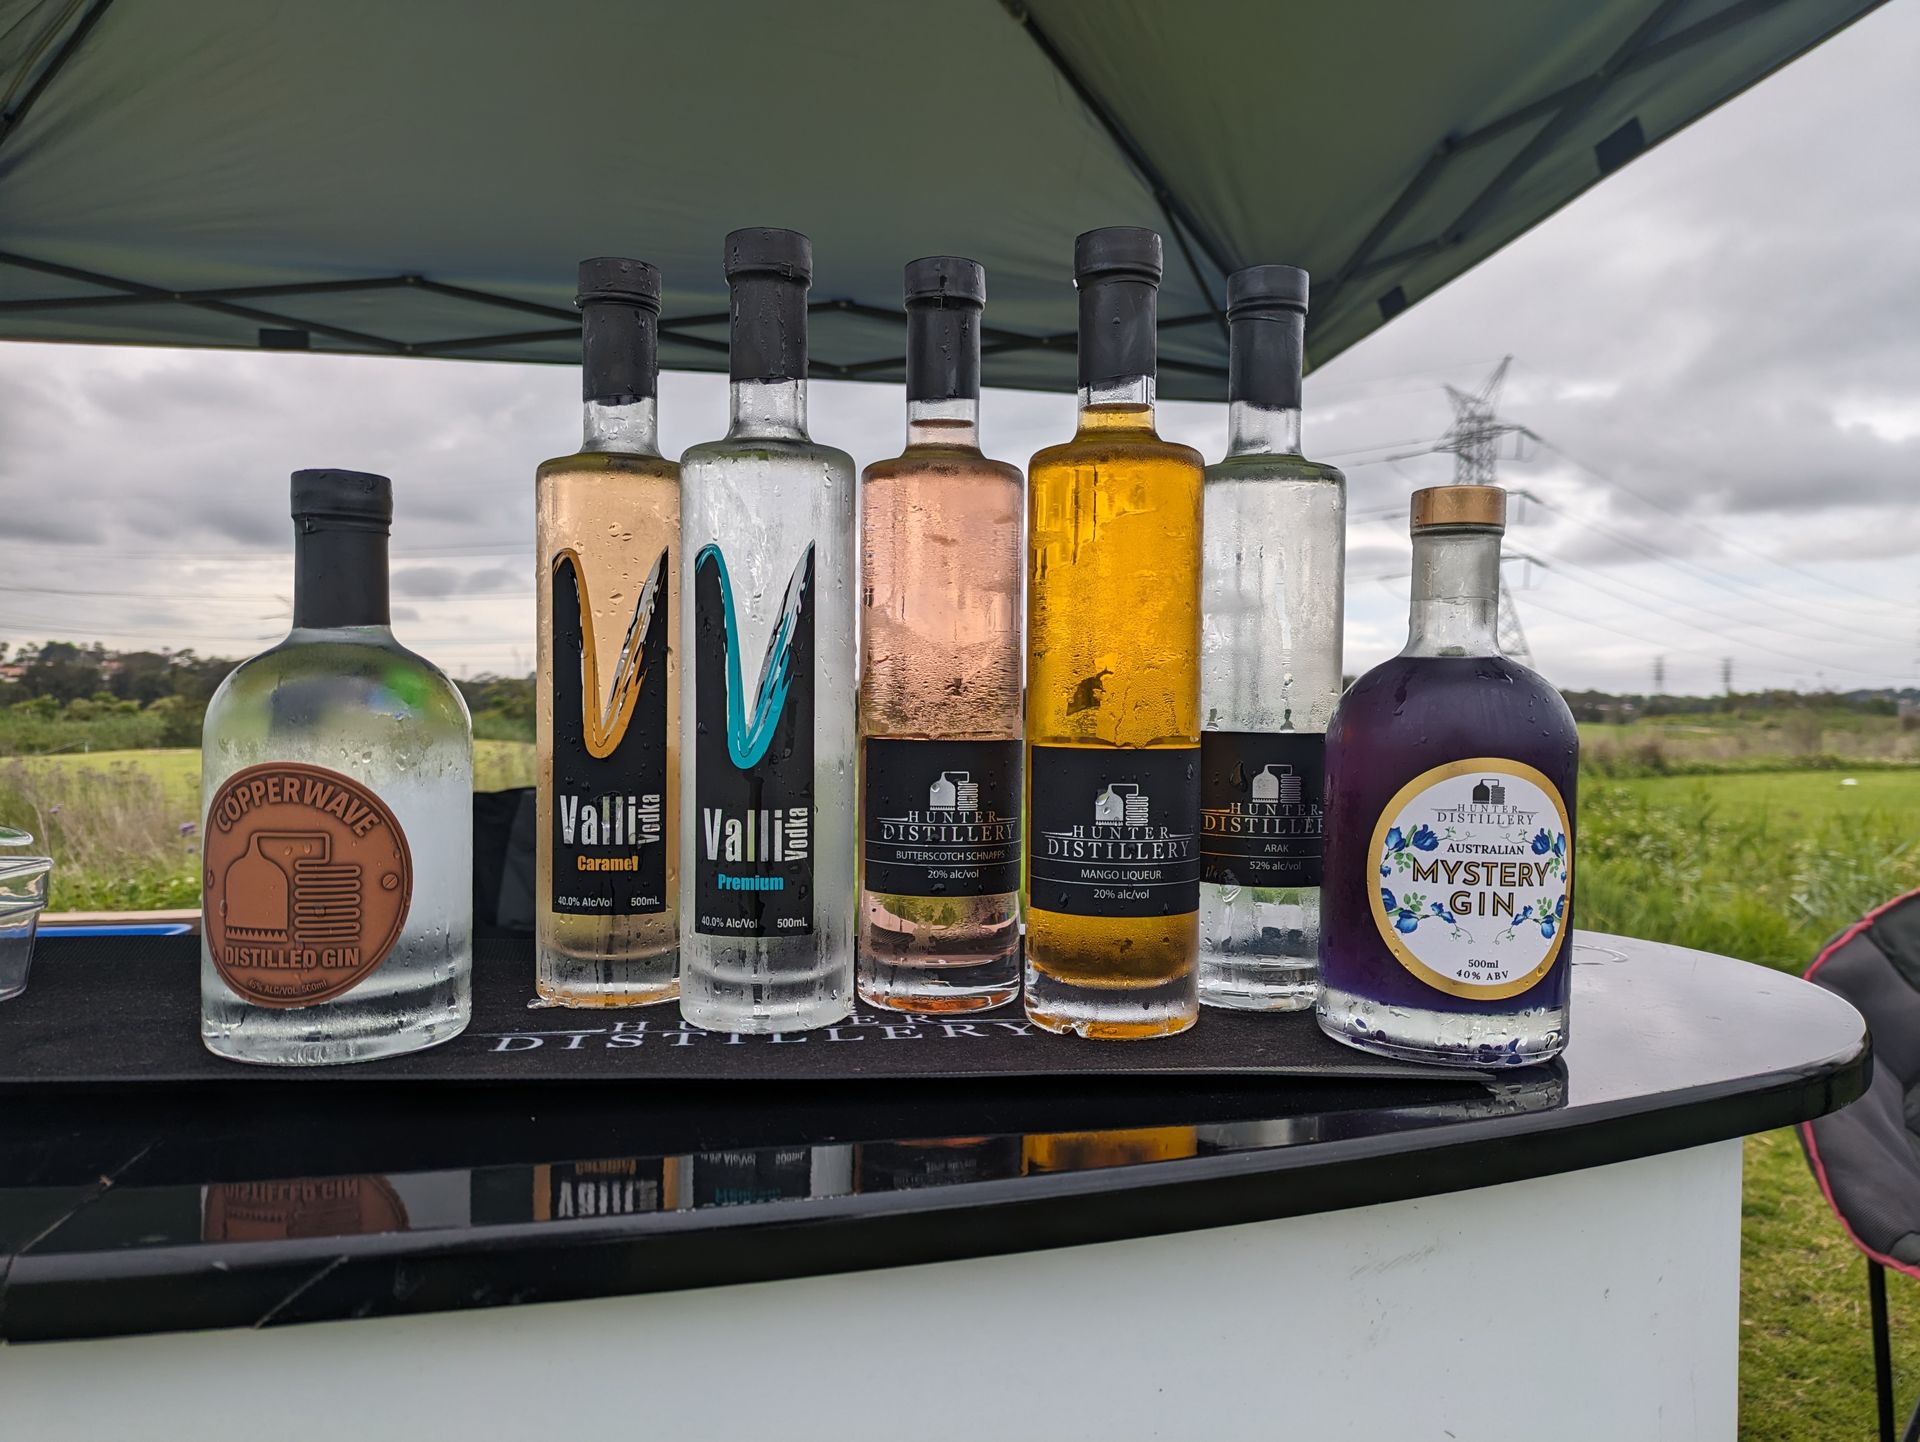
<box><xmin>1384</xmin><ymin>827</ymin><xmax>1406</xmax><ymax>853</ymax></box>
<box><xmin>1381</xmin><ymin>886</ymin><xmax>1397</xmax><ymax>913</ymax></box>
<box><xmin>1395</xmin><ymin>911</ymin><xmax>1420</xmax><ymax>933</ymax></box>
<box><xmin>1531</xmin><ymin>829</ymin><xmax>1551</xmax><ymax>855</ymax></box>
<box><xmin>1380</xmin><ymin>863</ymin><xmax>1391</xmax><ymax>877</ymax></box>
<box><xmin>1411</xmin><ymin>825</ymin><xmax>1439</xmax><ymax>852</ymax></box>
<box><xmin>1540</xmin><ymin>917</ymin><xmax>1557</xmax><ymax>939</ymax></box>
<box><xmin>1555</xmin><ymin>894</ymin><xmax>1567</xmax><ymax>918</ymax></box>
<box><xmin>1553</xmin><ymin>832</ymin><xmax>1566</xmax><ymax>858</ymax></box>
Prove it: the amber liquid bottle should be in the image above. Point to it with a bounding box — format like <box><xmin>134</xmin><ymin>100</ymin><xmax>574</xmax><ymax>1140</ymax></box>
<box><xmin>535</xmin><ymin>258</ymin><xmax>680</xmax><ymax>1005</ymax></box>
<box><xmin>858</xmin><ymin>257</ymin><xmax>1024</xmax><ymax>1012</ymax></box>
<box><xmin>1025</xmin><ymin>228</ymin><xmax>1205</xmax><ymax>1039</ymax></box>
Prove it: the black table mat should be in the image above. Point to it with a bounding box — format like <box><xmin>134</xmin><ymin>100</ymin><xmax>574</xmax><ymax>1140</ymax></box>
<box><xmin>1</xmin><ymin>935</ymin><xmax>1487</xmax><ymax>1087</ymax></box>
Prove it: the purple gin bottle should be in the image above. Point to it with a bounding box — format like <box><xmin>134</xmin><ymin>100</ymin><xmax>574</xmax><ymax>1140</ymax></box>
<box><xmin>1317</xmin><ymin>485</ymin><xmax>1577</xmax><ymax>1066</ymax></box>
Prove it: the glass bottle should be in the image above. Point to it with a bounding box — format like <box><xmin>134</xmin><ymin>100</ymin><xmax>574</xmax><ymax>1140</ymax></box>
<box><xmin>1024</xmin><ymin>227</ymin><xmax>1205</xmax><ymax>1039</ymax></box>
<box><xmin>858</xmin><ymin>257</ymin><xmax>1024</xmax><ymax>1013</ymax></box>
<box><xmin>679</xmin><ymin>228</ymin><xmax>857</xmax><ymax>1033</ymax></box>
<box><xmin>535</xmin><ymin>258</ymin><xmax>679</xmax><ymax>1005</ymax></box>
<box><xmin>1318</xmin><ymin>485</ymin><xmax>1577</xmax><ymax>1066</ymax></box>
<box><xmin>201</xmin><ymin>469</ymin><xmax>472</xmax><ymax>1065</ymax></box>
<box><xmin>1198</xmin><ymin>265</ymin><xmax>1345</xmax><ymax>1011</ymax></box>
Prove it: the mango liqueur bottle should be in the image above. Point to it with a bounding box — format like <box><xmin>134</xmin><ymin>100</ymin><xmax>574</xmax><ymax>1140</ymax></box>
<box><xmin>535</xmin><ymin>258</ymin><xmax>679</xmax><ymax>1006</ymax></box>
<box><xmin>201</xmin><ymin>470</ymin><xmax>473</xmax><ymax>1064</ymax></box>
<box><xmin>858</xmin><ymin>257</ymin><xmax>1024</xmax><ymax>1013</ymax></box>
<box><xmin>679</xmin><ymin>228</ymin><xmax>857</xmax><ymax>1033</ymax></box>
<box><xmin>1318</xmin><ymin>485</ymin><xmax>1577</xmax><ymax>1066</ymax></box>
<box><xmin>1025</xmin><ymin>227</ymin><xmax>1205</xmax><ymax>1039</ymax></box>
<box><xmin>1198</xmin><ymin>266</ymin><xmax>1345</xmax><ymax>1011</ymax></box>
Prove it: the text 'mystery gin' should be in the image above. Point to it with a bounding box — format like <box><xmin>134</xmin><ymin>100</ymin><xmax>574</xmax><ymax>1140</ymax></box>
<box><xmin>201</xmin><ymin>470</ymin><xmax>473</xmax><ymax>1065</ymax></box>
<box><xmin>679</xmin><ymin>228</ymin><xmax>857</xmax><ymax>1033</ymax></box>
<box><xmin>535</xmin><ymin>258</ymin><xmax>679</xmax><ymax>1006</ymax></box>
<box><xmin>858</xmin><ymin>257</ymin><xmax>1024</xmax><ymax>1013</ymax></box>
<box><xmin>1318</xmin><ymin>485</ymin><xmax>1577</xmax><ymax>1066</ymax></box>
<box><xmin>1198</xmin><ymin>265</ymin><xmax>1345</xmax><ymax>1011</ymax></box>
<box><xmin>1024</xmin><ymin>227</ymin><xmax>1205</xmax><ymax>1039</ymax></box>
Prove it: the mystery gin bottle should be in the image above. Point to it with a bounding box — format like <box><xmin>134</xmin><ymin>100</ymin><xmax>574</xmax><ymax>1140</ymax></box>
<box><xmin>536</xmin><ymin>258</ymin><xmax>679</xmax><ymax>1006</ymax></box>
<box><xmin>1199</xmin><ymin>266</ymin><xmax>1345</xmax><ymax>1012</ymax></box>
<box><xmin>1318</xmin><ymin>486</ymin><xmax>1577</xmax><ymax>1066</ymax></box>
<box><xmin>858</xmin><ymin>257</ymin><xmax>1023</xmax><ymax>1013</ymax></box>
<box><xmin>679</xmin><ymin>228</ymin><xmax>857</xmax><ymax>1033</ymax></box>
<box><xmin>1025</xmin><ymin>228</ymin><xmax>1205</xmax><ymax>1039</ymax></box>
<box><xmin>201</xmin><ymin>470</ymin><xmax>473</xmax><ymax>1065</ymax></box>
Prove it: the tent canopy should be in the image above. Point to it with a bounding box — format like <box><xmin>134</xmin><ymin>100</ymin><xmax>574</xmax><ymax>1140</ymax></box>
<box><xmin>0</xmin><ymin>0</ymin><xmax>1883</xmax><ymax>400</ymax></box>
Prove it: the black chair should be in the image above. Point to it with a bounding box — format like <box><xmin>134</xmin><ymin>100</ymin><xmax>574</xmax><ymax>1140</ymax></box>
<box><xmin>1799</xmin><ymin>887</ymin><xmax>1920</xmax><ymax>1442</ymax></box>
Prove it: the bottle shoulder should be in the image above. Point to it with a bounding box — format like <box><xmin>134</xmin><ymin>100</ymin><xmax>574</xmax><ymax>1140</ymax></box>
<box><xmin>1029</xmin><ymin>432</ymin><xmax>1203</xmax><ymax>475</ymax></box>
<box><xmin>208</xmin><ymin>632</ymin><xmax>470</xmax><ymax>729</ymax></box>
<box><xmin>1204</xmin><ymin>453</ymin><xmax>1346</xmax><ymax>487</ymax></box>
<box><xmin>680</xmin><ymin>435</ymin><xmax>855</xmax><ymax>474</ymax></box>
<box><xmin>1336</xmin><ymin>654</ymin><xmax>1577</xmax><ymax>737</ymax></box>
<box><xmin>862</xmin><ymin>448</ymin><xmax>1023</xmax><ymax>486</ymax></box>
<box><xmin>537</xmin><ymin>450</ymin><xmax>680</xmax><ymax>484</ymax></box>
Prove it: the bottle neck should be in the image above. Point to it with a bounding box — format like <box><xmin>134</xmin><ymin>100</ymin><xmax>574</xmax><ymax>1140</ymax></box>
<box><xmin>583</xmin><ymin>397</ymin><xmax>659</xmax><ymax>455</ymax></box>
<box><xmin>906</xmin><ymin>395</ymin><xmax>979</xmax><ymax>449</ymax></box>
<box><xmin>1226</xmin><ymin>400</ymin><xmax>1302</xmax><ymax>456</ymax></box>
<box><xmin>293</xmin><ymin>523</ymin><xmax>390</xmax><ymax>631</ymax></box>
<box><xmin>729</xmin><ymin>376</ymin><xmax>808</xmax><ymax>439</ymax></box>
<box><xmin>1404</xmin><ymin>529</ymin><xmax>1502</xmax><ymax>657</ymax></box>
<box><xmin>1076</xmin><ymin>275</ymin><xmax>1157</xmax><ymax>420</ymax></box>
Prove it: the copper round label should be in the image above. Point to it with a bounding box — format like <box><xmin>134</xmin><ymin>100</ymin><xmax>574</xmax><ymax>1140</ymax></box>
<box><xmin>203</xmin><ymin>1176</ymin><xmax>410</xmax><ymax>1242</ymax></box>
<box><xmin>203</xmin><ymin>762</ymin><xmax>413</xmax><ymax>1008</ymax></box>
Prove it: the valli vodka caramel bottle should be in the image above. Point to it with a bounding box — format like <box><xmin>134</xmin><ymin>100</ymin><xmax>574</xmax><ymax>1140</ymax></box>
<box><xmin>858</xmin><ymin>257</ymin><xmax>1024</xmax><ymax>1013</ymax></box>
<box><xmin>679</xmin><ymin>229</ymin><xmax>857</xmax><ymax>1033</ymax></box>
<box><xmin>1024</xmin><ymin>228</ymin><xmax>1205</xmax><ymax>1039</ymax></box>
<box><xmin>535</xmin><ymin>258</ymin><xmax>679</xmax><ymax>1005</ymax></box>
<box><xmin>1318</xmin><ymin>486</ymin><xmax>1578</xmax><ymax>1066</ymax></box>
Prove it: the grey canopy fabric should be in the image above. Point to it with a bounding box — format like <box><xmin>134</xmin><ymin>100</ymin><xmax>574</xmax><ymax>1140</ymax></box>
<box><xmin>0</xmin><ymin>0</ymin><xmax>1885</xmax><ymax>399</ymax></box>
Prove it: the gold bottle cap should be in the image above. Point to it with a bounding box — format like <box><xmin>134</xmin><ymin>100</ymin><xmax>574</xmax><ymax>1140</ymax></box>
<box><xmin>1411</xmin><ymin>485</ymin><xmax>1506</xmax><ymax>533</ymax></box>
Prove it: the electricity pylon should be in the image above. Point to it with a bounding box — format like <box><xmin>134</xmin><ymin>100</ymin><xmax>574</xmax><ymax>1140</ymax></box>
<box><xmin>1436</xmin><ymin>357</ymin><xmax>1535</xmax><ymax>668</ymax></box>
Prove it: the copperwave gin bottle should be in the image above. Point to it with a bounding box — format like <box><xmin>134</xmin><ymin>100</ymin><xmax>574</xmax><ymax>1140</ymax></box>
<box><xmin>536</xmin><ymin>258</ymin><xmax>679</xmax><ymax>1005</ymax></box>
<box><xmin>679</xmin><ymin>228</ymin><xmax>857</xmax><ymax>1033</ymax></box>
<box><xmin>1318</xmin><ymin>485</ymin><xmax>1577</xmax><ymax>1066</ymax></box>
<box><xmin>858</xmin><ymin>257</ymin><xmax>1023</xmax><ymax>1013</ymax></box>
<box><xmin>1025</xmin><ymin>227</ymin><xmax>1204</xmax><ymax>1039</ymax></box>
<box><xmin>201</xmin><ymin>470</ymin><xmax>473</xmax><ymax>1064</ymax></box>
<box><xmin>1199</xmin><ymin>265</ymin><xmax>1344</xmax><ymax>1011</ymax></box>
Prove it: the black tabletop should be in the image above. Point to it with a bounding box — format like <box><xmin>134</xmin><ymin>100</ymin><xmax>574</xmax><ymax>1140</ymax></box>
<box><xmin>0</xmin><ymin>932</ymin><xmax>1869</xmax><ymax>1342</ymax></box>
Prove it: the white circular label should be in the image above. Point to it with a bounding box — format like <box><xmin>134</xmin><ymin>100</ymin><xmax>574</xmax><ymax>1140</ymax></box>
<box><xmin>1369</xmin><ymin>759</ymin><xmax>1571</xmax><ymax>1000</ymax></box>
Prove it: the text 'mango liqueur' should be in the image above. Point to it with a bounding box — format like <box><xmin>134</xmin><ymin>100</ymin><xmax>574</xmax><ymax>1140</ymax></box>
<box><xmin>535</xmin><ymin>258</ymin><xmax>679</xmax><ymax>1005</ymax></box>
<box><xmin>1025</xmin><ymin>227</ymin><xmax>1205</xmax><ymax>1039</ymax></box>
<box><xmin>680</xmin><ymin>228</ymin><xmax>857</xmax><ymax>1033</ymax></box>
<box><xmin>201</xmin><ymin>470</ymin><xmax>473</xmax><ymax>1065</ymax></box>
<box><xmin>1198</xmin><ymin>265</ymin><xmax>1345</xmax><ymax>1011</ymax></box>
<box><xmin>1318</xmin><ymin>485</ymin><xmax>1578</xmax><ymax>1066</ymax></box>
<box><xmin>858</xmin><ymin>257</ymin><xmax>1024</xmax><ymax>1013</ymax></box>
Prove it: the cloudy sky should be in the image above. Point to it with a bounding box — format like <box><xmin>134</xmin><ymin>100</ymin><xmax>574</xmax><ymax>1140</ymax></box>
<box><xmin>0</xmin><ymin>5</ymin><xmax>1914</xmax><ymax>698</ymax></box>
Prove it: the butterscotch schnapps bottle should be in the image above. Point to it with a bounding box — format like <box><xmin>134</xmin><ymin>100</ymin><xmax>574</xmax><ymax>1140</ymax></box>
<box><xmin>1024</xmin><ymin>227</ymin><xmax>1205</xmax><ymax>1039</ymax></box>
<box><xmin>858</xmin><ymin>257</ymin><xmax>1024</xmax><ymax>1013</ymax></box>
<box><xmin>679</xmin><ymin>229</ymin><xmax>857</xmax><ymax>1033</ymax></box>
<box><xmin>536</xmin><ymin>258</ymin><xmax>679</xmax><ymax>1006</ymax></box>
<box><xmin>1199</xmin><ymin>265</ymin><xmax>1345</xmax><ymax>1011</ymax></box>
<box><xmin>201</xmin><ymin>470</ymin><xmax>472</xmax><ymax>1065</ymax></box>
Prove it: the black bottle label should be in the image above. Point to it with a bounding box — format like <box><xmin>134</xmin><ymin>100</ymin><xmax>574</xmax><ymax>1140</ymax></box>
<box><xmin>1198</xmin><ymin>730</ymin><xmax>1325</xmax><ymax>888</ymax></box>
<box><xmin>693</xmin><ymin>1147</ymin><xmax>817</xmax><ymax>1208</ymax></box>
<box><xmin>1027</xmin><ymin>745</ymin><xmax>1201</xmax><ymax>918</ymax></box>
<box><xmin>862</xmin><ymin>739</ymin><xmax>1021</xmax><ymax>899</ymax></box>
<box><xmin>691</xmin><ymin>542</ymin><xmax>815</xmax><ymax>937</ymax></box>
<box><xmin>548</xmin><ymin>547</ymin><xmax>669</xmax><ymax>916</ymax></box>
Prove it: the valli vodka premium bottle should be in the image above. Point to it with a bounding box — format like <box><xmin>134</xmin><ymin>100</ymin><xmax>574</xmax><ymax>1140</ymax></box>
<box><xmin>535</xmin><ymin>257</ymin><xmax>679</xmax><ymax>1006</ymax></box>
<box><xmin>1198</xmin><ymin>265</ymin><xmax>1345</xmax><ymax>1011</ymax></box>
<box><xmin>201</xmin><ymin>470</ymin><xmax>472</xmax><ymax>1065</ymax></box>
<box><xmin>680</xmin><ymin>228</ymin><xmax>857</xmax><ymax>1032</ymax></box>
<box><xmin>1025</xmin><ymin>227</ymin><xmax>1205</xmax><ymax>1039</ymax></box>
<box><xmin>858</xmin><ymin>257</ymin><xmax>1023</xmax><ymax>1013</ymax></box>
<box><xmin>1318</xmin><ymin>485</ymin><xmax>1578</xmax><ymax>1066</ymax></box>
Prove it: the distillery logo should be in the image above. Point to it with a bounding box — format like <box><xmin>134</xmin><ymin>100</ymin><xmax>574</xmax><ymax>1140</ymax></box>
<box><xmin>1433</xmin><ymin>777</ymin><xmax>1538</xmax><ymax>827</ymax></box>
<box><xmin>203</xmin><ymin>762</ymin><xmax>412</xmax><ymax>1009</ymax></box>
<box><xmin>1202</xmin><ymin>761</ymin><xmax>1321</xmax><ymax>838</ymax></box>
<box><xmin>874</xmin><ymin>771</ymin><xmax>1017</xmax><ymax>846</ymax></box>
<box><xmin>1039</xmin><ymin>782</ymin><xmax>1195</xmax><ymax>862</ymax></box>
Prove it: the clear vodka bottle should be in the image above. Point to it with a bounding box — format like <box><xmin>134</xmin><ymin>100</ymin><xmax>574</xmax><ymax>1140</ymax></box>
<box><xmin>1199</xmin><ymin>266</ymin><xmax>1345</xmax><ymax>1010</ymax></box>
<box><xmin>201</xmin><ymin>470</ymin><xmax>473</xmax><ymax>1065</ymax></box>
<box><xmin>679</xmin><ymin>229</ymin><xmax>857</xmax><ymax>1033</ymax></box>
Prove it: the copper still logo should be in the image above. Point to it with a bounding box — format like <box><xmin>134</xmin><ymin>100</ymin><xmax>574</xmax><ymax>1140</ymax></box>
<box><xmin>203</xmin><ymin>762</ymin><xmax>413</xmax><ymax>1008</ymax></box>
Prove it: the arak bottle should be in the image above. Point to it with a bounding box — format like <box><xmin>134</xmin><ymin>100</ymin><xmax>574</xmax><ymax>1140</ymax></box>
<box><xmin>201</xmin><ymin>470</ymin><xmax>472</xmax><ymax>1064</ymax></box>
<box><xmin>858</xmin><ymin>257</ymin><xmax>1024</xmax><ymax>1013</ymax></box>
<box><xmin>1318</xmin><ymin>485</ymin><xmax>1577</xmax><ymax>1066</ymax></box>
<box><xmin>535</xmin><ymin>258</ymin><xmax>679</xmax><ymax>1005</ymax></box>
<box><xmin>1198</xmin><ymin>265</ymin><xmax>1345</xmax><ymax>1011</ymax></box>
<box><xmin>1024</xmin><ymin>227</ymin><xmax>1205</xmax><ymax>1039</ymax></box>
<box><xmin>679</xmin><ymin>228</ymin><xmax>857</xmax><ymax>1033</ymax></box>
